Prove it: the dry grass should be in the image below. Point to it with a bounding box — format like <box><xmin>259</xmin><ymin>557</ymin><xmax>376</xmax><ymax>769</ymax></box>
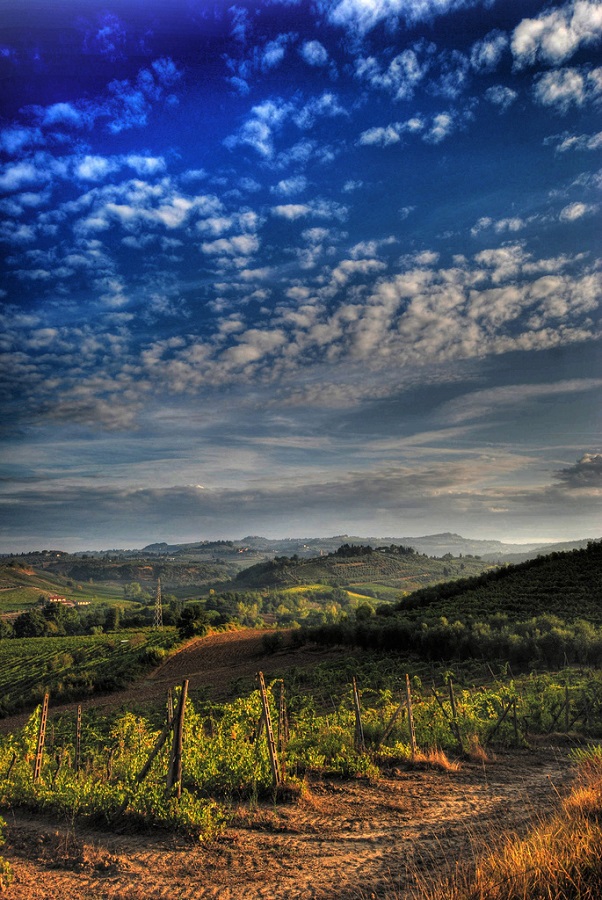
<box><xmin>411</xmin><ymin>748</ymin><xmax>461</xmax><ymax>772</ymax></box>
<box><xmin>421</xmin><ymin>746</ymin><xmax>602</xmax><ymax>900</ymax></box>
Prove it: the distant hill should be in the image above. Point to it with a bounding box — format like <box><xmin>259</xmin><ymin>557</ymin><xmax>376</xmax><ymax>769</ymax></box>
<box><xmin>9</xmin><ymin>533</ymin><xmax>594</xmax><ymax>563</ymax></box>
<box><xmin>233</xmin><ymin>543</ymin><xmax>493</xmax><ymax>598</ymax></box>
<box><xmin>139</xmin><ymin>532</ymin><xmax>596</xmax><ymax>562</ymax></box>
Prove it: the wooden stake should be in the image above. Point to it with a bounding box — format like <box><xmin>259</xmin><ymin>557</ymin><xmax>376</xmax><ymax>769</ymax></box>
<box><xmin>352</xmin><ymin>678</ymin><xmax>365</xmax><ymax>752</ymax></box>
<box><xmin>33</xmin><ymin>692</ymin><xmax>49</xmax><ymax>781</ymax></box>
<box><xmin>167</xmin><ymin>679</ymin><xmax>189</xmax><ymax>798</ymax></box>
<box><xmin>75</xmin><ymin>705</ymin><xmax>82</xmax><ymax>773</ymax></box>
<box><xmin>447</xmin><ymin>678</ymin><xmax>462</xmax><ymax>751</ymax></box>
<box><xmin>564</xmin><ymin>684</ymin><xmax>570</xmax><ymax>734</ymax></box>
<box><xmin>405</xmin><ymin>674</ymin><xmax>417</xmax><ymax>760</ymax></box>
<box><xmin>512</xmin><ymin>699</ymin><xmax>519</xmax><ymax>746</ymax></box>
<box><xmin>257</xmin><ymin>671</ymin><xmax>281</xmax><ymax>787</ymax></box>
<box><xmin>487</xmin><ymin>698</ymin><xmax>514</xmax><ymax>742</ymax></box>
<box><xmin>277</xmin><ymin>681</ymin><xmax>289</xmax><ymax>754</ymax></box>
<box><xmin>167</xmin><ymin>688</ymin><xmax>174</xmax><ymax>725</ymax></box>
<box><xmin>379</xmin><ymin>700</ymin><xmax>405</xmax><ymax>747</ymax></box>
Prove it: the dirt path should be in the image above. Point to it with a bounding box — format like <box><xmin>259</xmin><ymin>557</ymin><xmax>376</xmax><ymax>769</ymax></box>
<box><xmin>2</xmin><ymin>747</ymin><xmax>575</xmax><ymax>899</ymax></box>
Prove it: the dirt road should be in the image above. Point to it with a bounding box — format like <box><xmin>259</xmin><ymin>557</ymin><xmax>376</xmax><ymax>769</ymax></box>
<box><xmin>3</xmin><ymin>746</ymin><xmax>574</xmax><ymax>899</ymax></box>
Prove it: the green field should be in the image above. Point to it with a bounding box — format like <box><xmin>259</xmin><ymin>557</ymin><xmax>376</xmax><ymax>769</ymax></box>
<box><xmin>0</xmin><ymin>629</ymin><xmax>178</xmax><ymax>716</ymax></box>
<box><xmin>0</xmin><ymin>564</ymin><xmax>128</xmax><ymax>612</ymax></box>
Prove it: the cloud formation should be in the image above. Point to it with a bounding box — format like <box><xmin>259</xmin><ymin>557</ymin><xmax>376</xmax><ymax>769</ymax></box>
<box><xmin>1</xmin><ymin>0</ymin><xmax>600</xmax><ymax>548</ymax></box>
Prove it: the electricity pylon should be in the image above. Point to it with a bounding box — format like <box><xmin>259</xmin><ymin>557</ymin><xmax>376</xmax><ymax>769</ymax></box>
<box><xmin>153</xmin><ymin>576</ymin><xmax>163</xmax><ymax>629</ymax></box>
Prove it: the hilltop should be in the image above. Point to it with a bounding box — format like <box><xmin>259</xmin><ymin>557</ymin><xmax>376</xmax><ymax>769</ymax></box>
<box><xmin>6</xmin><ymin>532</ymin><xmax>594</xmax><ymax>563</ymax></box>
<box><xmin>233</xmin><ymin>542</ymin><xmax>492</xmax><ymax>598</ymax></box>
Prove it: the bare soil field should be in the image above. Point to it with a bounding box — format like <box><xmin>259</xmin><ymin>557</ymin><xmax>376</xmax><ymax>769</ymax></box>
<box><xmin>3</xmin><ymin>747</ymin><xmax>575</xmax><ymax>899</ymax></box>
<box><xmin>0</xmin><ymin>630</ymin><xmax>580</xmax><ymax>898</ymax></box>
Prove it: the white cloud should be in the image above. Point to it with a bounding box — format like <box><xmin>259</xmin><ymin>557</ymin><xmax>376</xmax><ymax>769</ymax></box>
<box><xmin>294</xmin><ymin>92</ymin><xmax>347</xmax><ymax>129</ymax></box>
<box><xmin>200</xmin><ymin>234</ymin><xmax>260</xmax><ymax>257</ymax></box>
<box><xmin>533</xmin><ymin>66</ymin><xmax>602</xmax><ymax>113</ymax></box>
<box><xmin>442</xmin><ymin>379</ymin><xmax>602</xmax><ymax>424</ymax></box>
<box><xmin>355</xmin><ymin>46</ymin><xmax>431</xmax><ymax>101</ymax></box>
<box><xmin>75</xmin><ymin>155</ymin><xmax>119</xmax><ymax>181</ymax></box>
<box><xmin>260</xmin><ymin>33</ymin><xmax>296</xmax><ymax>71</ymax></box>
<box><xmin>326</xmin><ymin>0</ymin><xmax>483</xmax><ymax>36</ymax></box>
<box><xmin>484</xmin><ymin>85</ymin><xmax>518</xmax><ymax>111</ymax></box>
<box><xmin>552</xmin><ymin>130</ymin><xmax>602</xmax><ymax>151</ymax></box>
<box><xmin>224</xmin><ymin>98</ymin><xmax>293</xmax><ymax>158</ymax></box>
<box><xmin>358</xmin><ymin>124</ymin><xmax>403</xmax><ymax>146</ymax></box>
<box><xmin>272</xmin><ymin>200</ymin><xmax>348</xmax><ymax>221</ymax></box>
<box><xmin>271</xmin><ymin>176</ymin><xmax>308</xmax><ymax>195</ymax></box>
<box><xmin>470</xmin><ymin>30</ymin><xmax>508</xmax><ymax>72</ymax></box>
<box><xmin>299</xmin><ymin>40</ymin><xmax>329</xmax><ymax>66</ymax></box>
<box><xmin>330</xmin><ymin>258</ymin><xmax>387</xmax><ymax>286</ymax></box>
<box><xmin>0</xmin><ymin>126</ymin><xmax>44</xmax><ymax>155</ymax></box>
<box><xmin>41</xmin><ymin>102</ymin><xmax>84</xmax><ymax>128</ymax></box>
<box><xmin>425</xmin><ymin>112</ymin><xmax>454</xmax><ymax>144</ymax></box>
<box><xmin>125</xmin><ymin>155</ymin><xmax>166</xmax><ymax>176</ymax></box>
<box><xmin>271</xmin><ymin>203</ymin><xmax>311</xmax><ymax>220</ymax></box>
<box><xmin>559</xmin><ymin>201</ymin><xmax>597</xmax><ymax>220</ymax></box>
<box><xmin>0</xmin><ymin>161</ymin><xmax>47</xmax><ymax>192</ymax></box>
<box><xmin>471</xmin><ymin>216</ymin><xmax>527</xmax><ymax>236</ymax></box>
<box><xmin>430</xmin><ymin>49</ymin><xmax>470</xmax><ymax>100</ymax></box>
<box><xmin>512</xmin><ymin>1</ymin><xmax>602</xmax><ymax>69</ymax></box>
<box><xmin>360</xmin><ymin>109</ymin><xmax>470</xmax><ymax>147</ymax></box>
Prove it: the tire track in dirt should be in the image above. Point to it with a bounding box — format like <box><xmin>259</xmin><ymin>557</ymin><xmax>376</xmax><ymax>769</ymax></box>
<box><xmin>3</xmin><ymin>747</ymin><xmax>575</xmax><ymax>900</ymax></box>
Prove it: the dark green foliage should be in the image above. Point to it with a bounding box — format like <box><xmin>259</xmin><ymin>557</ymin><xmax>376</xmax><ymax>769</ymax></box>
<box><xmin>177</xmin><ymin>604</ymin><xmax>210</xmax><ymax>638</ymax></box>
<box><xmin>234</xmin><ymin>544</ymin><xmax>490</xmax><ymax>593</ymax></box>
<box><xmin>397</xmin><ymin>541</ymin><xmax>602</xmax><ymax>622</ymax></box>
<box><xmin>13</xmin><ymin>609</ymin><xmax>48</xmax><ymax>638</ymax></box>
<box><xmin>303</xmin><ymin>543</ymin><xmax>602</xmax><ymax>670</ymax></box>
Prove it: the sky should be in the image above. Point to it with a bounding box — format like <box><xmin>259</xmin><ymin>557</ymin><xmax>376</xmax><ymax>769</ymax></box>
<box><xmin>0</xmin><ymin>0</ymin><xmax>601</xmax><ymax>552</ymax></box>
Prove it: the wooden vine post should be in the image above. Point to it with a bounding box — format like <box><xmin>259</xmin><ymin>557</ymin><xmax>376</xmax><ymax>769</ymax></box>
<box><xmin>277</xmin><ymin>682</ymin><xmax>289</xmax><ymax>752</ymax></box>
<box><xmin>257</xmin><ymin>671</ymin><xmax>282</xmax><ymax>787</ymax></box>
<box><xmin>75</xmin><ymin>705</ymin><xmax>82</xmax><ymax>773</ymax></box>
<box><xmin>405</xmin><ymin>674</ymin><xmax>417</xmax><ymax>760</ymax></box>
<box><xmin>447</xmin><ymin>677</ymin><xmax>463</xmax><ymax>752</ymax></box>
<box><xmin>167</xmin><ymin>679</ymin><xmax>189</xmax><ymax>798</ymax></box>
<box><xmin>352</xmin><ymin>678</ymin><xmax>365</xmax><ymax>752</ymax></box>
<box><xmin>33</xmin><ymin>692</ymin><xmax>49</xmax><ymax>782</ymax></box>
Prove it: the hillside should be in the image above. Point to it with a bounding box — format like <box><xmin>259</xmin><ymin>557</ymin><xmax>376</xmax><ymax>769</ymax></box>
<box><xmin>2</xmin><ymin>556</ymin><xmax>247</xmax><ymax>600</ymax></box>
<box><xmin>233</xmin><ymin>543</ymin><xmax>493</xmax><ymax>597</ymax></box>
<box><xmin>0</xmin><ymin>563</ymin><xmax>120</xmax><ymax>613</ymax></box>
<box><xmin>397</xmin><ymin>540</ymin><xmax>602</xmax><ymax>623</ymax></box>
<box><xmin>307</xmin><ymin>542</ymin><xmax>602</xmax><ymax>668</ymax></box>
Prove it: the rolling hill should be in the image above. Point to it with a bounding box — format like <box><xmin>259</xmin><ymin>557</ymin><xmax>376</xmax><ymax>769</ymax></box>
<box><xmin>233</xmin><ymin>543</ymin><xmax>494</xmax><ymax>598</ymax></box>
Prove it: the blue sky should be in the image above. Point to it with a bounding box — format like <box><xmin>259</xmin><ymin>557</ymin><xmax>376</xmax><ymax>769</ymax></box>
<box><xmin>0</xmin><ymin>0</ymin><xmax>601</xmax><ymax>551</ymax></box>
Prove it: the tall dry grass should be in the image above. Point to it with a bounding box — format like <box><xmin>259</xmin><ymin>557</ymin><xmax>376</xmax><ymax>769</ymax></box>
<box><xmin>423</xmin><ymin>745</ymin><xmax>602</xmax><ymax>900</ymax></box>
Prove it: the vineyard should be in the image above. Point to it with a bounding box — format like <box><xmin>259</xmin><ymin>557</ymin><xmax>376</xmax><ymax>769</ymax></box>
<box><xmin>0</xmin><ymin>630</ymin><xmax>178</xmax><ymax>717</ymax></box>
<box><xmin>1</xmin><ymin>665</ymin><xmax>602</xmax><ymax>842</ymax></box>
